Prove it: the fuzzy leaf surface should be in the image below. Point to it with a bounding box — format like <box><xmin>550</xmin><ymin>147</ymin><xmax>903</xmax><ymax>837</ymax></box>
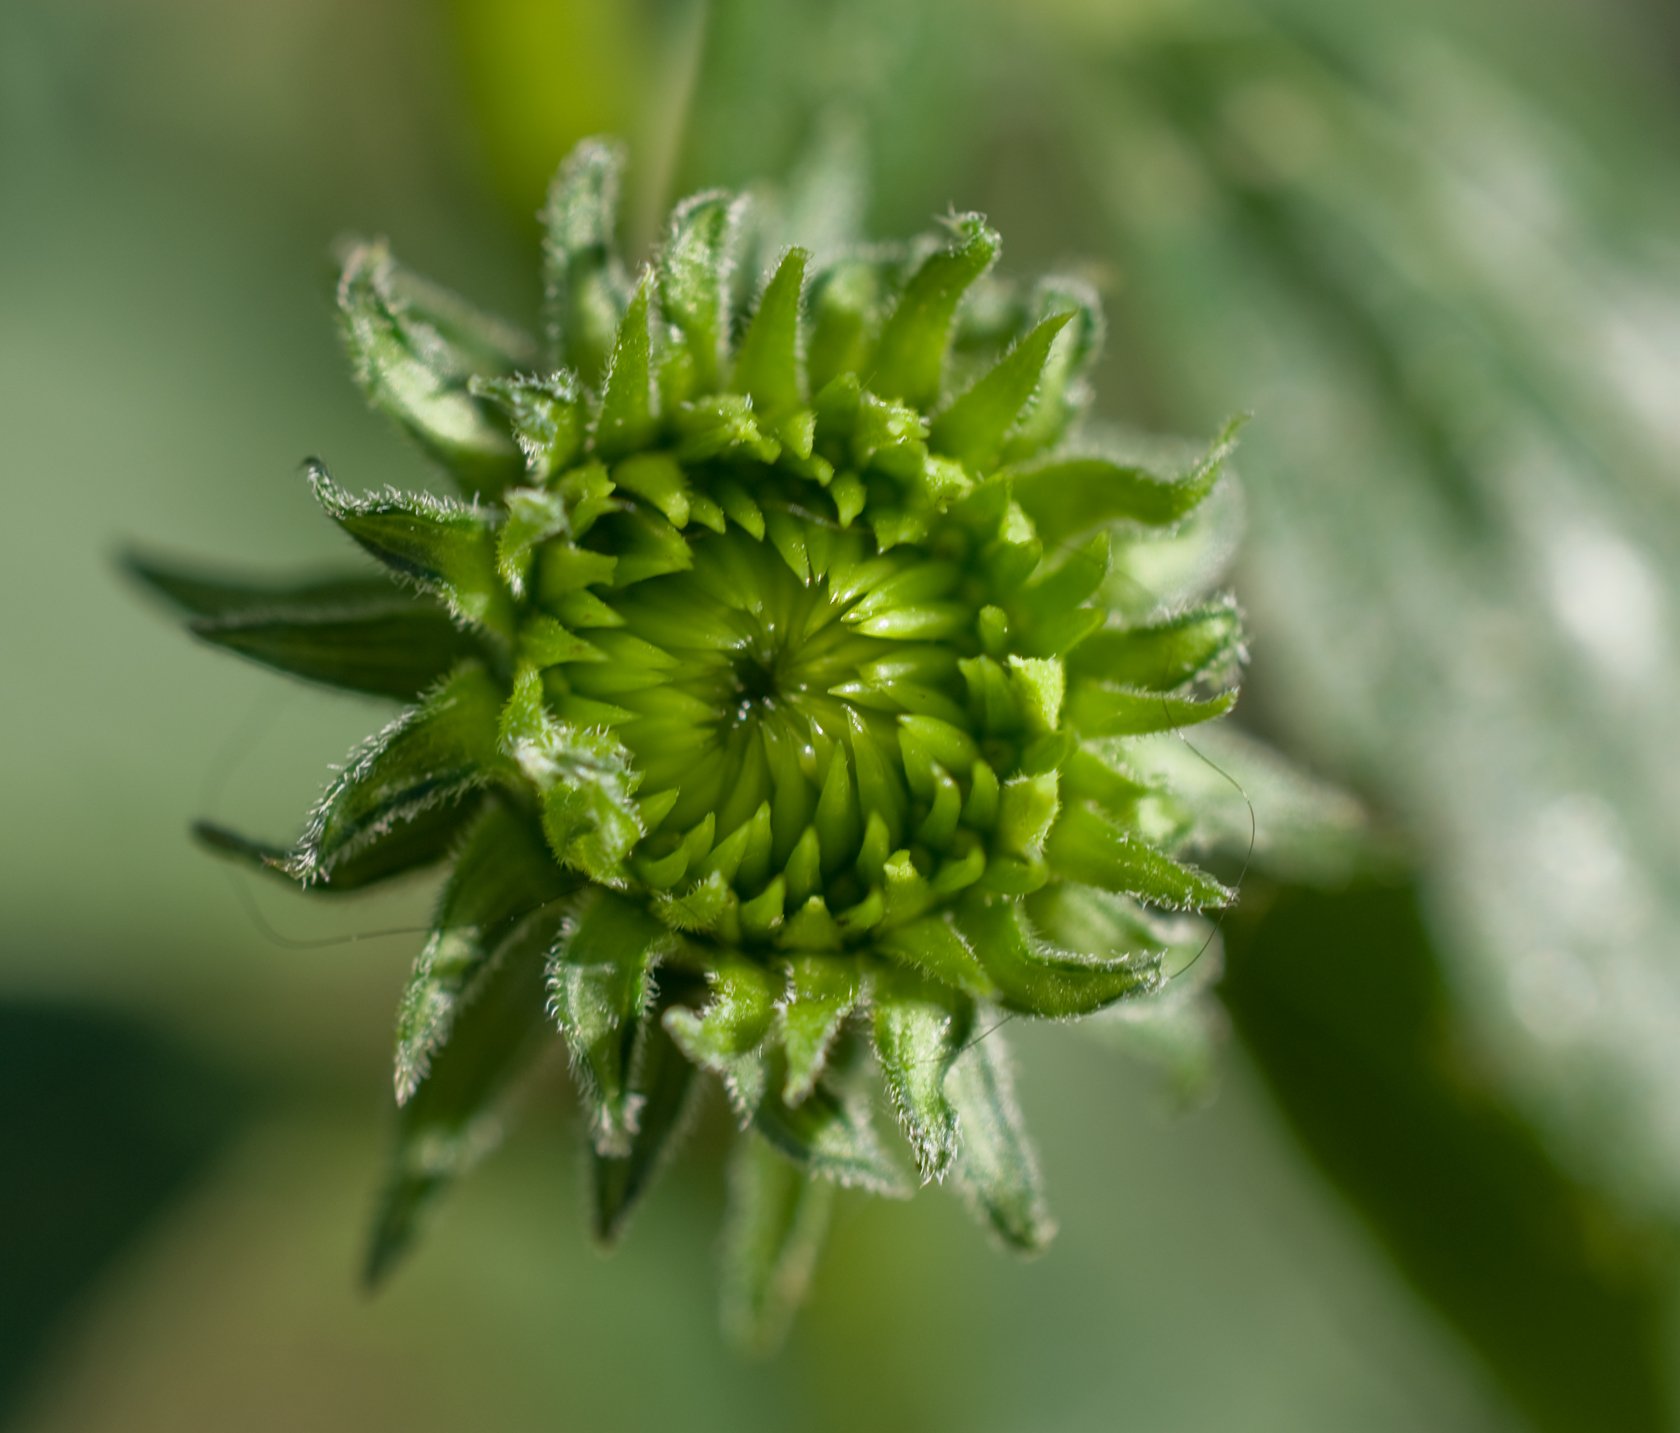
<box><xmin>290</xmin><ymin>664</ymin><xmax>504</xmax><ymax>884</ymax></box>
<box><xmin>548</xmin><ymin>888</ymin><xmax>671</xmax><ymax>1156</ymax></box>
<box><xmin>394</xmin><ymin>803</ymin><xmax>567</xmax><ymax>1105</ymax></box>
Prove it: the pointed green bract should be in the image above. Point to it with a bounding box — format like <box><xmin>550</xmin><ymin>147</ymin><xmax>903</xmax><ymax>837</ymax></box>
<box><xmin>1003</xmin><ymin>277</ymin><xmax>1102</xmax><ymax>460</ymax></box>
<box><xmin>872</xmin><ymin>215</ymin><xmax>1000</xmax><ymax>408</ymax></box>
<box><xmin>541</xmin><ymin>138</ymin><xmax>628</xmax><ymax>385</ymax></box>
<box><xmin>658</xmin><ymin>192</ymin><xmax>741</xmax><ymax>396</ymax></box>
<box><xmin>721</xmin><ymin>1135</ymin><xmax>835</xmax><ymax>1356</ymax></box>
<box><xmin>733</xmin><ymin>247</ymin><xmax>808</xmax><ymax>413</ymax></box>
<box><xmin>961</xmin><ymin>898</ymin><xmax>1163</xmax><ymax>1017</ymax></box>
<box><xmin>128</xmin><ymin>553</ymin><xmax>476</xmax><ymax>698</ymax></box>
<box><xmin>310</xmin><ymin>465</ymin><xmax>510</xmax><ymax>632</ymax></box>
<box><xmin>779</xmin><ymin>955</ymin><xmax>865</xmax><ymax>1103</ymax></box>
<box><xmin>548</xmin><ymin>888</ymin><xmax>671</xmax><ymax>1156</ymax></box>
<box><xmin>931</xmin><ymin>312</ymin><xmax>1073</xmax><ymax>470</ymax></box>
<box><xmin>595</xmin><ymin>277</ymin><xmax>656</xmax><ymax>458</ymax></box>
<box><xmin>872</xmin><ymin>969</ymin><xmax>973</xmax><ymax>1182</ymax></box>
<box><xmin>754</xmin><ymin>1048</ymin><xmax>909</xmax><ymax>1196</ymax></box>
<box><xmin>591</xmin><ymin>982</ymin><xmax>701</xmax><ymax>1245</ymax></box>
<box><xmin>140</xmin><ymin>138</ymin><xmax>1286</xmax><ymax>1344</ymax></box>
<box><xmin>665</xmin><ymin>955</ymin><xmax>778</xmax><ymax>1119</ymax></box>
<box><xmin>471</xmin><ymin>372</ymin><xmax>586</xmax><ymax>481</ymax></box>
<box><xmin>1067</xmin><ymin>683</ymin><xmax>1238</xmax><ymax>738</ymax></box>
<box><xmin>193</xmin><ymin>802</ymin><xmax>473</xmax><ymax>893</ymax></box>
<box><xmin>946</xmin><ymin>1028</ymin><xmax>1055</xmax><ymax>1252</ymax></box>
<box><xmin>365</xmin><ymin>897</ymin><xmax>568</xmax><ymax>1286</ymax></box>
<box><xmin>126</xmin><ymin>555</ymin><xmax>397</xmax><ymax>621</ymax></box>
<box><xmin>1047</xmin><ymin>803</ymin><xmax>1235</xmax><ymax>911</ymax></box>
<box><xmin>1071</xmin><ymin>601</ymin><xmax>1243</xmax><ymax>691</ymax></box>
<box><xmin>1004</xmin><ymin>418</ymin><xmax>1246</xmax><ymax>543</ymax></box>
<box><xmin>337</xmin><ymin>243</ymin><xmax>524</xmax><ymax>497</ymax></box>
<box><xmin>395</xmin><ymin>802</ymin><xmax>569</xmax><ymax>1104</ymax></box>
<box><xmin>289</xmin><ymin>663</ymin><xmax>504</xmax><ymax>885</ymax></box>
<box><xmin>190</xmin><ymin>600</ymin><xmax>473</xmax><ymax>700</ymax></box>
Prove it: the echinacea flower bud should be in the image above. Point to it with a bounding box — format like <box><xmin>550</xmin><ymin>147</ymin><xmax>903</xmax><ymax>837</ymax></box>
<box><xmin>133</xmin><ymin>139</ymin><xmax>1251</xmax><ymax>1350</ymax></box>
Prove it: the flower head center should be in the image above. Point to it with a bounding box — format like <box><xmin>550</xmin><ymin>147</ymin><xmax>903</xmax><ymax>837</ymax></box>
<box><xmin>730</xmin><ymin>647</ymin><xmax>788</xmax><ymax>716</ymax></box>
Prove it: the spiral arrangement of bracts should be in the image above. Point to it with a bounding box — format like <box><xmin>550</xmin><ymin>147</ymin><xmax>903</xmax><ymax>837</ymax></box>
<box><xmin>133</xmin><ymin>139</ymin><xmax>1248</xmax><ymax>1349</ymax></box>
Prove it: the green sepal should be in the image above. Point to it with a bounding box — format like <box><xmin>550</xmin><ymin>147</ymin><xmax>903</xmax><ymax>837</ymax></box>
<box><xmin>664</xmin><ymin>953</ymin><xmax>778</xmax><ymax>1120</ymax></box>
<box><xmin>1070</xmin><ymin>600</ymin><xmax>1244</xmax><ymax>692</ymax></box>
<box><xmin>1046</xmin><ymin>803</ymin><xmax>1234</xmax><ymax>911</ymax></box>
<box><xmin>125</xmin><ymin>554</ymin><xmax>396</xmax><ymax>621</ymax></box>
<box><xmin>288</xmin><ymin>663</ymin><xmax>504</xmax><ymax>885</ymax></box>
<box><xmin>126</xmin><ymin>553</ymin><xmax>473</xmax><ymax>699</ymax></box>
<box><xmin>1015</xmin><ymin>532</ymin><xmax>1109</xmax><ymax>622</ymax></box>
<box><xmin>657</xmin><ymin>191</ymin><xmax>741</xmax><ymax>396</ymax></box>
<box><xmin>958</xmin><ymin>897</ymin><xmax>1163</xmax><ymax>1018</ymax></box>
<box><xmin>309</xmin><ymin>465</ymin><xmax>511</xmax><ymax>633</ymax></box>
<box><xmin>871</xmin><ymin>215</ymin><xmax>1000</xmax><ymax>409</ymax></box>
<box><xmin>779</xmin><ymin>955</ymin><xmax>866</xmax><ymax>1103</ymax></box>
<box><xmin>394</xmin><ymin>801</ymin><xmax>569</xmax><ymax>1104</ymax></box>
<box><xmin>806</xmin><ymin>259</ymin><xmax>882</xmax><ymax>395</ymax></box>
<box><xmin>364</xmin><ymin>895</ymin><xmax>569</xmax><ymax>1286</ymax></box>
<box><xmin>349</xmin><ymin>240</ymin><xmax>537</xmax><ymax>374</ymax></box>
<box><xmin>1002</xmin><ymin>276</ymin><xmax>1103</xmax><ymax>461</ymax></box>
<box><xmin>754</xmin><ymin>1050</ymin><xmax>910</xmax><ymax>1197</ymax></box>
<box><xmin>594</xmin><ymin>276</ymin><xmax>656</xmax><ymax>459</ymax></box>
<box><xmin>192</xmin><ymin>798</ymin><xmax>473</xmax><ymax>894</ymax></box>
<box><xmin>335</xmin><ymin>242</ymin><xmax>524</xmax><ymax>497</ymax></box>
<box><xmin>871</xmin><ymin>966</ymin><xmax>974</xmax><ymax>1181</ymax></box>
<box><xmin>720</xmin><ymin>1134</ymin><xmax>835</xmax><ymax>1356</ymax></box>
<box><xmin>190</xmin><ymin>601</ymin><xmax>472</xmax><ymax>701</ymax></box>
<box><xmin>930</xmin><ymin>311</ymin><xmax>1073</xmax><ymax>470</ymax></box>
<box><xmin>1066</xmin><ymin>683</ymin><xmax>1238</xmax><ymax>738</ymax></box>
<box><xmin>995</xmin><ymin>771</ymin><xmax>1061</xmax><ymax>861</ymax></box>
<box><xmin>590</xmin><ymin>979</ymin><xmax>701</xmax><ymax>1246</ymax></box>
<box><xmin>946</xmin><ymin>1026</ymin><xmax>1055</xmax><ymax>1252</ymax></box>
<box><xmin>540</xmin><ymin>138</ymin><xmax>629</xmax><ymax>384</ymax></box>
<box><xmin>497</xmin><ymin>486</ymin><xmax>570</xmax><ymax>598</ymax></box>
<box><xmin>1002</xmin><ymin>417</ymin><xmax>1245</xmax><ymax>544</ymax></box>
<box><xmin>469</xmin><ymin>372</ymin><xmax>586</xmax><ymax>482</ymax></box>
<box><xmin>501</xmin><ymin>670</ymin><xmax>643</xmax><ymax>881</ymax></box>
<box><xmin>612</xmin><ymin>451</ymin><xmax>692</xmax><ymax>527</ymax></box>
<box><xmin>672</xmin><ymin>394</ymin><xmax>779</xmax><ymax>465</ymax></box>
<box><xmin>733</xmin><ymin>247</ymin><xmax>808</xmax><ymax>413</ymax></box>
<box><xmin>547</xmin><ymin>888</ymin><xmax>672</xmax><ymax>1156</ymax></box>
<box><xmin>877</xmin><ymin>914</ymin><xmax>996</xmax><ymax>999</ymax></box>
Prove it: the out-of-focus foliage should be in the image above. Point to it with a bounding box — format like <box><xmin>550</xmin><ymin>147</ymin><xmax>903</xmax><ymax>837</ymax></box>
<box><xmin>0</xmin><ymin>1004</ymin><xmax>248</xmax><ymax>1424</ymax></box>
<box><xmin>1226</xmin><ymin>884</ymin><xmax>1676</xmax><ymax>1433</ymax></box>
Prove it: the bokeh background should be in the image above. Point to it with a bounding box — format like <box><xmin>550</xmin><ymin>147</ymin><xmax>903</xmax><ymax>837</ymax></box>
<box><xmin>5</xmin><ymin>0</ymin><xmax>1680</xmax><ymax>1428</ymax></box>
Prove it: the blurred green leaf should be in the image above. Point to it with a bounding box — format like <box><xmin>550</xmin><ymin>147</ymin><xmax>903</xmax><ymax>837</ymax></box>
<box><xmin>0</xmin><ymin>1003</ymin><xmax>248</xmax><ymax>1423</ymax></box>
<box><xmin>1224</xmin><ymin>881</ymin><xmax>1677</xmax><ymax>1433</ymax></box>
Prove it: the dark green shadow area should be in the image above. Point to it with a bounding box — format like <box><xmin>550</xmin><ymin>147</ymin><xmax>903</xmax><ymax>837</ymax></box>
<box><xmin>1223</xmin><ymin>882</ymin><xmax>1677</xmax><ymax>1433</ymax></box>
<box><xmin>0</xmin><ymin>1001</ymin><xmax>251</xmax><ymax>1424</ymax></box>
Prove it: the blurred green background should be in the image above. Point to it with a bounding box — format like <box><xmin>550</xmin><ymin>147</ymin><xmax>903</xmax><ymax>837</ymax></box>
<box><xmin>5</xmin><ymin>0</ymin><xmax>1680</xmax><ymax>1428</ymax></box>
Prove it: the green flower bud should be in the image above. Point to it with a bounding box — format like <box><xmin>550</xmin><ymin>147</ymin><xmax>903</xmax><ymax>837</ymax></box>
<box><xmin>133</xmin><ymin>139</ymin><xmax>1252</xmax><ymax>1351</ymax></box>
